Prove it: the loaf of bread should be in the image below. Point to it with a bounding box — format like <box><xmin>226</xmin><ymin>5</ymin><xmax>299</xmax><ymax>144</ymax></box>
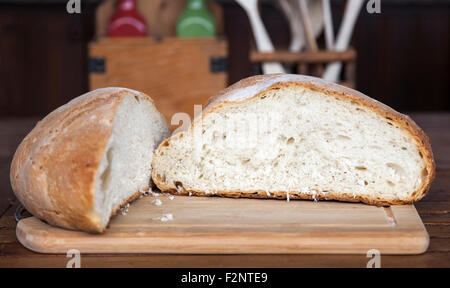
<box><xmin>152</xmin><ymin>74</ymin><xmax>435</xmax><ymax>206</ymax></box>
<box><xmin>10</xmin><ymin>88</ymin><xmax>169</xmax><ymax>232</ymax></box>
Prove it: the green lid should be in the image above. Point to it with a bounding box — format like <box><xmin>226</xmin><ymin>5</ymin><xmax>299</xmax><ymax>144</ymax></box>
<box><xmin>176</xmin><ymin>0</ymin><xmax>216</xmax><ymax>38</ymax></box>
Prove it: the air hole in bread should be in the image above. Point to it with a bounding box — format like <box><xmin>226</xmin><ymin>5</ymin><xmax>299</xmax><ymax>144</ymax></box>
<box><xmin>368</xmin><ymin>145</ymin><xmax>382</xmax><ymax>150</ymax></box>
<box><xmin>355</xmin><ymin>166</ymin><xmax>367</xmax><ymax>171</ymax></box>
<box><xmin>386</xmin><ymin>163</ymin><xmax>405</xmax><ymax>177</ymax></box>
<box><xmin>174</xmin><ymin>181</ymin><xmax>184</xmax><ymax>191</ymax></box>
<box><xmin>278</xmin><ymin>135</ymin><xmax>287</xmax><ymax>142</ymax></box>
<box><xmin>338</xmin><ymin>135</ymin><xmax>351</xmax><ymax>141</ymax></box>
<box><xmin>287</xmin><ymin>137</ymin><xmax>295</xmax><ymax>144</ymax></box>
<box><xmin>100</xmin><ymin>147</ymin><xmax>113</xmax><ymax>192</ymax></box>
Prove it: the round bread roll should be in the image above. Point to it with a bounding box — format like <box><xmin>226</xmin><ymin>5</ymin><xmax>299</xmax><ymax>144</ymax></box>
<box><xmin>10</xmin><ymin>88</ymin><xmax>170</xmax><ymax>233</ymax></box>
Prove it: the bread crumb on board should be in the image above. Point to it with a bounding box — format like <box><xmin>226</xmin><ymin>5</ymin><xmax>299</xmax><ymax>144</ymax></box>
<box><xmin>119</xmin><ymin>203</ymin><xmax>130</xmax><ymax>216</ymax></box>
<box><xmin>150</xmin><ymin>191</ymin><xmax>160</xmax><ymax>197</ymax></box>
<box><xmin>387</xmin><ymin>216</ymin><xmax>396</xmax><ymax>227</ymax></box>
<box><xmin>153</xmin><ymin>213</ymin><xmax>173</xmax><ymax>222</ymax></box>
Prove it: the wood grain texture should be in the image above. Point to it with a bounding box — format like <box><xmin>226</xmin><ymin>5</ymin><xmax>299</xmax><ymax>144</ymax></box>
<box><xmin>250</xmin><ymin>49</ymin><xmax>357</xmax><ymax>63</ymax></box>
<box><xmin>0</xmin><ymin>113</ymin><xmax>449</xmax><ymax>267</ymax></box>
<box><xmin>15</xmin><ymin>194</ymin><xmax>428</xmax><ymax>254</ymax></box>
<box><xmin>89</xmin><ymin>37</ymin><xmax>227</xmax><ymax>123</ymax></box>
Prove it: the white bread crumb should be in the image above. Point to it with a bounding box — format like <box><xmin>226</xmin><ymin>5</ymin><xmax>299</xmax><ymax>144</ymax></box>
<box><xmin>150</xmin><ymin>191</ymin><xmax>160</xmax><ymax>197</ymax></box>
<box><xmin>153</xmin><ymin>213</ymin><xmax>174</xmax><ymax>222</ymax></box>
<box><xmin>119</xmin><ymin>203</ymin><xmax>130</xmax><ymax>216</ymax></box>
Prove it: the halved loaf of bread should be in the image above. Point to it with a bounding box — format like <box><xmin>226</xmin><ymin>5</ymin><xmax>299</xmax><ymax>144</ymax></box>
<box><xmin>152</xmin><ymin>74</ymin><xmax>435</xmax><ymax>206</ymax></box>
<box><xmin>11</xmin><ymin>88</ymin><xmax>169</xmax><ymax>232</ymax></box>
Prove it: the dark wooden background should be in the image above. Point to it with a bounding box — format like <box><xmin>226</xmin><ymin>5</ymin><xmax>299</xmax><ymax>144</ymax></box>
<box><xmin>0</xmin><ymin>0</ymin><xmax>449</xmax><ymax>118</ymax></box>
<box><xmin>219</xmin><ymin>0</ymin><xmax>450</xmax><ymax>112</ymax></box>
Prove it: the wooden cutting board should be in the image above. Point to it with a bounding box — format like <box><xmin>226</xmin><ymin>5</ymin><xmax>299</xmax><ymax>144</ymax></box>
<box><xmin>16</xmin><ymin>194</ymin><xmax>429</xmax><ymax>254</ymax></box>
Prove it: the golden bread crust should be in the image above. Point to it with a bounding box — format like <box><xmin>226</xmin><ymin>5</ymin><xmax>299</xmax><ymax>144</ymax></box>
<box><xmin>10</xmin><ymin>88</ymin><xmax>155</xmax><ymax>232</ymax></box>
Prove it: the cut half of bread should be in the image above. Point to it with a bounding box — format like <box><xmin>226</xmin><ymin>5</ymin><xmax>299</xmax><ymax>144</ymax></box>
<box><xmin>11</xmin><ymin>88</ymin><xmax>170</xmax><ymax>233</ymax></box>
<box><xmin>152</xmin><ymin>74</ymin><xmax>435</xmax><ymax>206</ymax></box>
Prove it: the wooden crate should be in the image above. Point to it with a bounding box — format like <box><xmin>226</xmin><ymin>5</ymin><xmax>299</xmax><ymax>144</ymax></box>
<box><xmin>89</xmin><ymin>37</ymin><xmax>228</xmax><ymax>124</ymax></box>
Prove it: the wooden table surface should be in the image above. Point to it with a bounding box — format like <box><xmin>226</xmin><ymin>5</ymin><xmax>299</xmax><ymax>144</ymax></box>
<box><xmin>0</xmin><ymin>114</ymin><xmax>449</xmax><ymax>268</ymax></box>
